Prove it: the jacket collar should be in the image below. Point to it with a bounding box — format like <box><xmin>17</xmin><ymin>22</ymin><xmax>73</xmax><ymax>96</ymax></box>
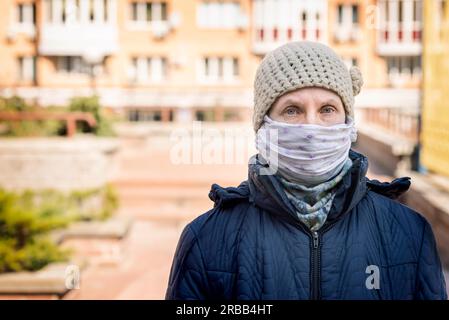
<box><xmin>208</xmin><ymin>149</ymin><xmax>411</xmax><ymax>230</ymax></box>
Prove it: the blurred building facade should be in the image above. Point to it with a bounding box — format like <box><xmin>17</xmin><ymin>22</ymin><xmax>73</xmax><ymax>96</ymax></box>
<box><xmin>420</xmin><ymin>0</ymin><xmax>449</xmax><ymax>177</ymax></box>
<box><xmin>0</xmin><ymin>0</ymin><xmax>423</xmax><ymax>123</ymax></box>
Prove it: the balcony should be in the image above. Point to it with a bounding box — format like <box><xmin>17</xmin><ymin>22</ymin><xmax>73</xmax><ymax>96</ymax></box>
<box><xmin>39</xmin><ymin>23</ymin><xmax>119</xmax><ymax>58</ymax></box>
<box><xmin>377</xmin><ymin>24</ymin><xmax>422</xmax><ymax>56</ymax></box>
<box><xmin>252</xmin><ymin>27</ymin><xmax>323</xmax><ymax>55</ymax></box>
<box><xmin>376</xmin><ymin>0</ymin><xmax>422</xmax><ymax>56</ymax></box>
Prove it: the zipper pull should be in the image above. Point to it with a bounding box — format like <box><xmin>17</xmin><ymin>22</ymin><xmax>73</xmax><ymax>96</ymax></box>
<box><xmin>313</xmin><ymin>231</ymin><xmax>319</xmax><ymax>249</ymax></box>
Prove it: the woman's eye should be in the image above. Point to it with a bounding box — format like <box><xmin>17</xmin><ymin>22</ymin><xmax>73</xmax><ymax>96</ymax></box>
<box><xmin>321</xmin><ymin>106</ymin><xmax>335</xmax><ymax>114</ymax></box>
<box><xmin>284</xmin><ymin>106</ymin><xmax>299</xmax><ymax>116</ymax></box>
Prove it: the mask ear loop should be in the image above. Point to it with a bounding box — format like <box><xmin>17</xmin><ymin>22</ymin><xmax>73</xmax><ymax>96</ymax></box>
<box><xmin>345</xmin><ymin>115</ymin><xmax>354</xmax><ymax>125</ymax></box>
<box><xmin>345</xmin><ymin>116</ymin><xmax>358</xmax><ymax>142</ymax></box>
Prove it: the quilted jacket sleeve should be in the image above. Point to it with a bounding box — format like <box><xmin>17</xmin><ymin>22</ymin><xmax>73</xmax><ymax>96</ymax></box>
<box><xmin>165</xmin><ymin>223</ymin><xmax>209</xmax><ymax>300</ymax></box>
<box><xmin>415</xmin><ymin>220</ymin><xmax>447</xmax><ymax>300</ymax></box>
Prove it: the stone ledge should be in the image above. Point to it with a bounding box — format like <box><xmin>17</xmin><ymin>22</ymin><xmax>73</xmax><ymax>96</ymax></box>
<box><xmin>397</xmin><ymin>168</ymin><xmax>449</xmax><ymax>219</ymax></box>
<box><xmin>0</xmin><ymin>137</ymin><xmax>119</xmax><ymax>153</ymax></box>
<box><xmin>0</xmin><ymin>137</ymin><xmax>119</xmax><ymax>191</ymax></box>
<box><xmin>0</xmin><ymin>260</ymin><xmax>87</xmax><ymax>297</ymax></box>
<box><xmin>52</xmin><ymin>216</ymin><xmax>133</xmax><ymax>244</ymax></box>
<box><xmin>53</xmin><ymin>216</ymin><xmax>133</xmax><ymax>268</ymax></box>
<box><xmin>355</xmin><ymin>124</ymin><xmax>415</xmax><ymax>176</ymax></box>
<box><xmin>357</xmin><ymin>124</ymin><xmax>415</xmax><ymax>156</ymax></box>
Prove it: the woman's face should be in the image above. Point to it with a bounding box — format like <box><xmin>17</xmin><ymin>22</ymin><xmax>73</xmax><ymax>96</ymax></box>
<box><xmin>268</xmin><ymin>87</ymin><xmax>346</xmax><ymax>126</ymax></box>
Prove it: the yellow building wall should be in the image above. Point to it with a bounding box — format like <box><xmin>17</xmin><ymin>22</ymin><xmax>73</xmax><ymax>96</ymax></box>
<box><xmin>421</xmin><ymin>0</ymin><xmax>449</xmax><ymax>177</ymax></box>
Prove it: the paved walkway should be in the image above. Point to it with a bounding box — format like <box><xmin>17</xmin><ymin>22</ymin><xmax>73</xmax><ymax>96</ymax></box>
<box><xmin>66</xmin><ymin>132</ymin><xmax>449</xmax><ymax>299</ymax></box>
<box><xmin>66</xmin><ymin>132</ymin><xmax>248</xmax><ymax>299</ymax></box>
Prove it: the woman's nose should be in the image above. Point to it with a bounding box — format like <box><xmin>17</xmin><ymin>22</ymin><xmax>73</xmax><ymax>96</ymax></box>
<box><xmin>303</xmin><ymin>113</ymin><xmax>319</xmax><ymax>125</ymax></box>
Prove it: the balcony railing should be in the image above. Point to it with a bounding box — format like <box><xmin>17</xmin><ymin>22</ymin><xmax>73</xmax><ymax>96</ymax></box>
<box><xmin>252</xmin><ymin>27</ymin><xmax>323</xmax><ymax>55</ymax></box>
<box><xmin>39</xmin><ymin>23</ymin><xmax>119</xmax><ymax>57</ymax></box>
<box><xmin>377</xmin><ymin>22</ymin><xmax>422</xmax><ymax>55</ymax></box>
<box><xmin>356</xmin><ymin>106</ymin><xmax>419</xmax><ymax>142</ymax></box>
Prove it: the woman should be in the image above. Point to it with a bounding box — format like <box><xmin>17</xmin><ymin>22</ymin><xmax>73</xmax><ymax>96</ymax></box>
<box><xmin>165</xmin><ymin>41</ymin><xmax>447</xmax><ymax>300</ymax></box>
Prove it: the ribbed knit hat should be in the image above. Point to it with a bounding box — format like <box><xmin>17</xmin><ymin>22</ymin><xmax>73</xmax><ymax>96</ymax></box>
<box><xmin>253</xmin><ymin>41</ymin><xmax>363</xmax><ymax>132</ymax></box>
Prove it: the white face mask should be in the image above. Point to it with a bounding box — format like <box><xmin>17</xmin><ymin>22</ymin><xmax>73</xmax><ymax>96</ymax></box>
<box><xmin>255</xmin><ymin>115</ymin><xmax>358</xmax><ymax>186</ymax></box>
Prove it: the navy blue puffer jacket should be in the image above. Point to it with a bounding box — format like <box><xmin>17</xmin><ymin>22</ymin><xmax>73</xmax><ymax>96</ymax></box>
<box><xmin>166</xmin><ymin>150</ymin><xmax>447</xmax><ymax>300</ymax></box>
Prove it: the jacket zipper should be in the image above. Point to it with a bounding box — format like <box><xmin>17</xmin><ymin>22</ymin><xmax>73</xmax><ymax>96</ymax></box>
<box><xmin>284</xmin><ymin>208</ymin><xmax>341</xmax><ymax>300</ymax></box>
<box><xmin>311</xmin><ymin>231</ymin><xmax>321</xmax><ymax>300</ymax></box>
<box><xmin>309</xmin><ymin>219</ymin><xmax>342</xmax><ymax>300</ymax></box>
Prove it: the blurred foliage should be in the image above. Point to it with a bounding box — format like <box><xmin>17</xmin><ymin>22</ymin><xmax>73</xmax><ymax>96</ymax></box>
<box><xmin>0</xmin><ymin>96</ymin><xmax>30</xmax><ymax>112</ymax></box>
<box><xmin>0</xmin><ymin>184</ymin><xmax>119</xmax><ymax>273</ymax></box>
<box><xmin>0</xmin><ymin>96</ymin><xmax>64</xmax><ymax>137</ymax></box>
<box><xmin>68</xmin><ymin>96</ymin><xmax>115</xmax><ymax>137</ymax></box>
<box><xmin>0</xmin><ymin>95</ymin><xmax>116</xmax><ymax>137</ymax></box>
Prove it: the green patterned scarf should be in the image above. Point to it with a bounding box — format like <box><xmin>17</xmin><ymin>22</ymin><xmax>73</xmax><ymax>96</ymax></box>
<box><xmin>277</xmin><ymin>157</ymin><xmax>353</xmax><ymax>231</ymax></box>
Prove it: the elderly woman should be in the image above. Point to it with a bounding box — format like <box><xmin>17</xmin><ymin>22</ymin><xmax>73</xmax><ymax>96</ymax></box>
<box><xmin>165</xmin><ymin>41</ymin><xmax>447</xmax><ymax>300</ymax></box>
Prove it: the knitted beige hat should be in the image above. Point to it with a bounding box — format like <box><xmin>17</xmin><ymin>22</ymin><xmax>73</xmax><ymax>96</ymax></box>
<box><xmin>253</xmin><ymin>41</ymin><xmax>363</xmax><ymax>132</ymax></box>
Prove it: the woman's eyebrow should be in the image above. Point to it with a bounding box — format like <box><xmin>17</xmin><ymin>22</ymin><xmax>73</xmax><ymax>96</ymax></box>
<box><xmin>321</xmin><ymin>98</ymin><xmax>339</xmax><ymax>105</ymax></box>
<box><xmin>282</xmin><ymin>98</ymin><xmax>304</xmax><ymax>106</ymax></box>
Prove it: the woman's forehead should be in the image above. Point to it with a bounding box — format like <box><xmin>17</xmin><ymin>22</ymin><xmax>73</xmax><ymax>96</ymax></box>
<box><xmin>276</xmin><ymin>87</ymin><xmax>342</xmax><ymax>104</ymax></box>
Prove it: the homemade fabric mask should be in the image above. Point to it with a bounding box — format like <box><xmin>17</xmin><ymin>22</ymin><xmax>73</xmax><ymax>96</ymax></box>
<box><xmin>255</xmin><ymin>115</ymin><xmax>358</xmax><ymax>186</ymax></box>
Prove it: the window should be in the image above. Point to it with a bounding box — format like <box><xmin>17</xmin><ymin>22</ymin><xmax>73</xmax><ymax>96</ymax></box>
<box><xmin>17</xmin><ymin>3</ymin><xmax>36</xmax><ymax>25</ymax></box>
<box><xmin>301</xmin><ymin>11</ymin><xmax>307</xmax><ymax>38</ymax></box>
<box><xmin>89</xmin><ymin>0</ymin><xmax>95</xmax><ymax>21</ymax></box>
<box><xmin>336</xmin><ymin>4</ymin><xmax>358</xmax><ymax>26</ymax></box>
<box><xmin>57</xmin><ymin>56</ymin><xmax>80</xmax><ymax>73</ymax></box>
<box><xmin>129</xmin><ymin>1</ymin><xmax>168</xmax><ymax>23</ymax></box>
<box><xmin>224</xmin><ymin>109</ymin><xmax>241</xmax><ymax>121</ymax></box>
<box><xmin>129</xmin><ymin>56</ymin><xmax>167</xmax><ymax>83</ymax></box>
<box><xmin>232</xmin><ymin>58</ymin><xmax>239</xmax><ymax>77</ymax></box>
<box><xmin>413</xmin><ymin>0</ymin><xmax>422</xmax><ymax>22</ymax></box>
<box><xmin>387</xmin><ymin>56</ymin><xmax>421</xmax><ymax>77</ymax></box>
<box><xmin>337</xmin><ymin>5</ymin><xmax>343</xmax><ymax>24</ymax></box>
<box><xmin>195</xmin><ymin>109</ymin><xmax>215</xmax><ymax>122</ymax></box>
<box><xmin>128</xmin><ymin>109</ymin><xmax>168</xmax><ymax>122</ymax></box>
<box><xmin>104</xmin><ymin>0</ymin><xmax>109</xmax><ymax>21</ymax></box>
<box><xmin>335</xmin><ymin>4</ymin><xmax>360</xmax><ymax>42</ymax></box>
<box><xmin>131</xmin><ymin>3</ymin><xmax>137</xmax><ymax>20</ymax></box>
<box><xmin>200</xmin><ymin>56</ymin><xmax>239</xmax><ymax>82</ymax></box>
<box><xmin>18</xmin><ymin>56</ymin><xmax>36</xmax><ymax>81</ymax></box>
<box><xmin>161</xmin><ymin>2</ymin><xmax>167</xmax><ymax>20</ymax></box>
<box><xmin>197</xmin><ymin>1</ymin><xmax>241</xmax><ymax>28</ymax></box>
<box><xmin>13</xmin><ymin>2</ymin><xmax>36</xmax><ymax>37</ymax></box>
<box><xmin>54</xmin><ymin>56</ymin><xmax>97</xmax><ymax>75</ymax></box>
<box><xmin>44</xmin><ymin>0</ymin><xmax>114</xmax><ymax>24</ymax></box>
<box><xmin>410</xmin><ymin>56</ymin><xmax>421</xmax><ymax>76</ymax></box>
<box><xmin>352</xmin><ymin>5</ymin><xmax>358</xmax><ymax>24</ymax></box>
